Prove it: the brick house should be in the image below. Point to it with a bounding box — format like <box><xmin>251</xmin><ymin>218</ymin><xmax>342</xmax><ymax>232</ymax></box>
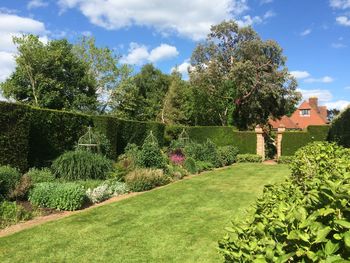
<box><xmin>269</xmin><ymin>97</ymin><xmax>328</xmax><ymax>130</ymax></box>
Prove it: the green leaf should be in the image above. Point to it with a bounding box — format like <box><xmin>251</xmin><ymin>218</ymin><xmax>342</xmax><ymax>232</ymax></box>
<box><xmin>314</xmin><ymin>227</ymin><xmax>332</xmax><ymax>243</ymax></box>
<box><xmin>334</xmin><ymin>220</ymin><xmax>350</xmax><ymax>229</ymax></box>
<box><xmin>306</xmin><ymin>251</ymin><xmax>319</xmax><ymax>262</ymax></box>
<box><xmin>343</xmin><ymin>231</ymin><xmax>350</xmax><ymax>249</ymax></box>
<box><xmin>324</xmin><ymin>241</ymin><xmax>340</xmax><ymax>256</ymax></box>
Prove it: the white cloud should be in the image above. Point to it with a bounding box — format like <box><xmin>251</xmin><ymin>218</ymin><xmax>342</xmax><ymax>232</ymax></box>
<box><xmin>325</xmin><ymin>100</ymin><xmax>350</xmax><ymax>110</ymax></box>
<box><xmin>300</xmin><ymin>29</ymin><xmax>312</xmax><ymax>36</ymax></box>
<box><xmin>336</xmin><ymin>16</ymin><xmax>350</xmax><ymax>26</ymax></box>
<box><xmin>331</xmin><ymin>42</ymin><xmax>347</xmax><ymax>48</ymax></box>
<box><xmin>27</xmin><ymin>0</ymin><xmax>49</xmax><ymax>10</ymax></box>
<box><xmin>0</xmin><ymin>12</ymin><xmax>47</xmax><ymax>83</ymax></box>
<box><xmin>261</xmin><ymin>0</ymin><xmax>273</xmax><ymax>4</ymax></box>
<box><xmin>263</xmin><ymin>10</ymin><xmax>276</xmax><ymax>19</ymax></box>
<box><xmin>236</xmin><ymin>15</ymin><xmax>263</xmax><ymax>27</ymax></box>
<box><xmin>290</xmin><ymin>70</ymin><xmax>311</xmax><ymax>79</ymax></box>
<box><xmin>121</xmin><ymin>43</ymin><xmax>179</xmax><ymax>65</ymax></box>
<box><xmin>57</xmin><ymin>0</ymin><xmax>249</xmax><ymax>40</ymax></box>
<box><xmin>330</xmin><ymin>0</ymin><xmax>350</xmax><ymax>9</ymax></box>
<box><xmin>171</xmin><ymin>59</ymin><xmax>194</xmax><ymax>79</ymax></box>
<box><xmin>304</xmin><ymin>76</ymin><xmax>334</xmax><ymax>83</ymax></box>
<box><xmin>298</xmin><ymin>89</ymin><xmax>333</xmax><ymax>102</ymax></box>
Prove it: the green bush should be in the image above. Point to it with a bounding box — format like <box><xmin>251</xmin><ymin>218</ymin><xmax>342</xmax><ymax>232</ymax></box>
<box><xmin>9</xmin><ymin>175</ymin><xmax>32</xmax><ymax>200</ymax></box>
<box><xmin>277</xmin><ymin>155</ymin><xmax>293</xmax><ymax>164</ymax></box>
<box><xmin>125</xmin><ymin>168</ymin><xmax>170</xmax><ymax>192</ymax></box>
<box><xmin>183</xmin><ymin>157</ymin><xmax>197</xmax><ymax>174</ymax></box>
<box><xmin>328</xmin><ymin>107</ymin><xmax>350</xmax><ymax>148</ymax></box>
<box><xmin>219</xmin><ymin>142</ymin><xmax>350</xmax><ymax>262</ymax></box>
<box><xmin>165</xmin><ymin>165</ymin><xmax>188</xmax><ymax>180</ymax></box>
<box><xmin>137</xmin><ymin>135</ymin><xmax>167</xmax><ymax>169</ymax></box>
<box><xmin>218</xmin><ymin>146</ymin><xmax>239</xmax><ymax>166</ymax></box>
<box><xmin>51</xmin><ymin>150</ymin><xmax>113</xmax><ymax>180</ymax></box>
<box><xmin>0</xmin><ymin>201</ymin><xmax>32</xmax><ymax>229</ymax></box>
<box><xmin>195</xmin><ymin>161</ymin><xmax>214</xmax><ymax>173</ymax></box>
<box><xmin>290</xmin><ymin>141</ymin><xmax>350</xmax><ymax>184</ymax></box>
<box><xmin>0</xmin><ymin>165</ymin><xmax>21</xmax><ymax>199</ymax></box>
<box><xmin>236</xmin><ymin>154</ymin><xmax>262</xmax><ymax>163</ymax></box>
<box><xmin>86</xmin><ymin>180</ymin><xmax>128</xmax><ymax>204</ymax></box>
<box><xmin>29</xmin><ymin>182</ymin><xmax>86</xmax><ymax>211</ymax></box>
<box><xmin>184</xmin><ymin>139</ymin><xmax>221</xmax><ymax>167</ymax></box>
<box><xmin>26</xmin><ymin>168</ymin><xmax>55</xmax><ymax>184</ymax></box>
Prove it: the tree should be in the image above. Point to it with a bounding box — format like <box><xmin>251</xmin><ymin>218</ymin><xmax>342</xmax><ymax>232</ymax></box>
<box><xmin>1</xmin><ymin>35</ymin><xmax>97</xmax><ymax>112</ymax></box>
<box><xmin>158</xmin><ymin>70</ymin><xmax>194</xmax><ymax>125</ymax></box>
<box><xmin>190</xmin><ymin>20</ymin><xmax>301</xmax><ymax>129</ymax></box>
<box><xmin>327</xmin><ymin>108</ymin><xmax>340</xmax><ymax>122</ymax></box>
<box><xmin>73</xmin><ymin>36</ymin><xmax>132</xmax><ymax>112</ymax></box>
<box><xmin>110</xmin><ymin>64</ymin><xmax>170</xmax><ymax>121</ymax></box>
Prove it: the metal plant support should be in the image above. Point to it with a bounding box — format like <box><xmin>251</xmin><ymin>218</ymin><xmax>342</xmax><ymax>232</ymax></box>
<box><xmin>178</xmin><ymin>128</ymin><xmax>190</xmax><ymax>144</ymax></box>
<box><xmin>77</xmin><ymin>126</ymin><xmax>101</xmax><ymax>153</ymax></box>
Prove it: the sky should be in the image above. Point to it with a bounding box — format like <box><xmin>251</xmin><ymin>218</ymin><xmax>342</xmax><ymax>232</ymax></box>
<box><xmin>0</xmin><ymin>0</ymin><xmax>349</xmax><ymax>109</ymax></box>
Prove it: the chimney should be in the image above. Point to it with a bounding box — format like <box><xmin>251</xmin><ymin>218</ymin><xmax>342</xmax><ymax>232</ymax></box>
<box><xmin>309</xmin><ymin>97</ymin><xmax>318</xmax><ymax>109</ymax></box>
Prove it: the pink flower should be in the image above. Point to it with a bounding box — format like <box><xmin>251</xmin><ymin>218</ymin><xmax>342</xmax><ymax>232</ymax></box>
<box><xmin>170</xmin><ymin>153</ymin><xmax>185</xmax><ymax>165</ymax></box>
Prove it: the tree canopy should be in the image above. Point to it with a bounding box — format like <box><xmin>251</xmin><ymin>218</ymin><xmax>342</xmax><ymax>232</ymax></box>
<box><xmin>190</xmin><ymin>20</ymin><xmax>301</xmax><ymax>129</ymax></box>
<box><xmin>1</xmin><ymin>35</ymin><xmax>98</xmax><ymax>112</ymax></box>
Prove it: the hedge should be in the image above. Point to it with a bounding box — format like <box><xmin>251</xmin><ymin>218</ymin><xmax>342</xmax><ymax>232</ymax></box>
<box><xmin>281</xmin><ymin>125</ymin><xmax>330</xmax><ymax>156</ymax></box>
<box><xmin>328</xmin><ymin>106</ymin><xmax>350</xmax><ymax>148</ymax></box>
<box><xmin>165</xmin><ymin>125</ymin><xmax>256</xmax><ymax>154</ymax></box>
<box><xmin>0</xmin><ymin>103</ymin><xmax>31</xmax><ymax>171</ymax></box>
<box><xmin>0</xmin><ymin>102</ymin><xmax>165</xmax><ymax>170</ymax></box>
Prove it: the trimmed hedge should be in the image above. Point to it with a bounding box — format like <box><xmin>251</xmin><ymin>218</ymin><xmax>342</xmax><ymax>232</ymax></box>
<box><xmin>328</xmin><ymin>107</ymin><xmax>350</xmax><ymax>148</ymax></box>
<box><xmin>0</xmin><ymin>103</ymin><xmax>31</xmax><ymax>171</ymax></box>
<box><xmin>165</xmin><ymin>125</ymin><xmax>256</xmax><ymax>154</ymax></box>
<box><xmin>281</xmin><ymin>125</ymin><xmax>330</xmax><ymax>156</ymax></box>
<box><xmin>0</xmin><ymin>102</ymin><xmax>165</xmax><ymax>170</ymax></box>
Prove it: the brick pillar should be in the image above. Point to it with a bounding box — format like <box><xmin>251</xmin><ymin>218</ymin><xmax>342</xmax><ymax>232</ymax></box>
<box><xmin>276</xmin><ymin>125</ymin><xmax>285</xmax><ymax>159</ymax></box>
<box><xmin>255</xmin><ymin>125</ymin><xmax>265</xmax><ymax>161</ymax></box>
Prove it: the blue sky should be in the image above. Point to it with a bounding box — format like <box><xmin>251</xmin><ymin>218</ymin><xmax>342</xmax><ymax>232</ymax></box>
<box><xmin>0</xmin><ymin>0</ymin><xmax>349</xmax><ymax>109</ymax></box>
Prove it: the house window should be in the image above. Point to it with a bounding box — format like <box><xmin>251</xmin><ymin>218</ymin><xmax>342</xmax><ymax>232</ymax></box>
<box><xmin>300</xmin><ymin>109</ymin><xmax>310</xmax><ymax>116</ymax></box>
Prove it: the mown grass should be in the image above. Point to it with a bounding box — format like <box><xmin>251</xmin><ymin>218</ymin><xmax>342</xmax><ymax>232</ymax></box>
<box><xmin>0</xmin><ymin>163</ymin><xmax>289</xmax><ymax>262</ymax></box>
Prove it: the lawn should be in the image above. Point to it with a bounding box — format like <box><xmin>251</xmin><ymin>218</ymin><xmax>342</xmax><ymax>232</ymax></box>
<box><xmin>0</xmin><ymin>163</ymin><xmax>289</xmax><ymax>263</ymax></box>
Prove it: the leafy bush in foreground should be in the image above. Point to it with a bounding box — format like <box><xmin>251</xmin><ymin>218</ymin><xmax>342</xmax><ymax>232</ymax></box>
<box><xmin>0</xmin><ymin>166</ymin><xmax>21</xmax><ymax>199</ymax></box>
<box><xmin>0</xmin><ymin>201</ymin><xmax>32</xmax><ymax>229</ymax></box>
<box><xmin>52</xmin><ymin>150</ymin><xmax>113</xmax><ymax>180</ymax></box>
<box><xmin>219</xmin><ymin>142</ymin><xmax>350</xmax><ymax>262</ymax></box>
<box><xmin>125</xmin><ymin>168</ymin><xmax>170</xmax><ymax>192</ymax></box>
<box><xmin>236</xmin><ymin>154</ymin><xmax>262</xmax><ymax>163</ymax></box>
<box><xmin>277</xmin><ymin>156</ymin><xmax>293</xmax><ymax>164</ymax></box>
<box><xmin>29</xmin><ymin>182</ymin><xmax>86</xmax><ymax>211</ymax></box>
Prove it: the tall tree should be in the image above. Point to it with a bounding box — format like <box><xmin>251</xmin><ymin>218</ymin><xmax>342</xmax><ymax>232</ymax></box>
<box><xmin>110</xmin><ymin>64</ymin><xmax>170</xmax><ymax>121</ymax></box>
<box><xmin>1</xmin><ymin>35</ymin><xmax>97</xmax><ymax>112</ymax></box>
<box><xmin>158</xmin><ymin>70</ymin><xmax>194</xmax><ymax>125</ymax></box>
<box><xmin>73</xmin><ymin>36</ymin><xmax>132</xmax><ymax>112</ymax></box>
<box><xmin>190</xmin><ymin>20</ymin><xmax>301</xmax><ymax>129</ymax></box>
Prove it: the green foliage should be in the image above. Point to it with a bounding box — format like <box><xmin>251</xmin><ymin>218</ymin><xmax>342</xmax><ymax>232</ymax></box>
<box><xmin>0</xmin><ymin>165</ymin><xmax>21</xmax><ymax>199</ymax></box>
<box><xmin>125</xmin><ymin>168</ymin><xmax>170</xmax><ymax>192</ymax></box>
<box><xmin>0</xmin><ymin>102</ymin><xmax>30</xmax><ymax>171</ymax></box>
<box><xmin>219</xmin><ymin>142</ymin><xmax>350</xmax><ymax>262</ymax></box>
<box><xmin>328</xmin><ymin>107</ymin><xmax>350</xmax><ymax>148</ymax></box>
<box><xmin>290</xmin><ymin>141</ymin><xmax>350</xmax><ymax>184</ymax></box>
<box><xmin>236</xmin><ymin>154</ymin><xmax>263</xmax><ymax>163</ymax></box>
<box><xmin>195</xmin><ymin>161</ymin><xmax>214</xmax><ymax>173</ymax></box>
<box><xmin>9</xmin><ymin>175</ymin><xmax>32</xmax><ymax>200</ymax></box>
<box><xmin>190</xmin><ymin>20</ymin><xmax>301</xmax><ymax>128</ymax></box>
<box><xmin>85</xmin><ymin>180</ymin><xmax>128</xmax><ymax>204</ymax></box>
<box><xmin>29</xmin><ymin>182</ymin><xmax>86</xmax><ymax>211</ymax></box>
<box><xmin>1</xmin><ymin>35</ymin><xmax>97</xmax><ymax>112</ymax></box>
<box><xmin>184</xmin><ymin>139</ymin><xmax>221</xmax><ymax>166</ymax></box>
<box><xmin>51</xmin><ymin>151</ymin><xmax>113</xmax><ymax>181</ymax></box>
<box><xmin>26</xmin><ymin>168</ymin><xmax>55</xmax><ymax>184</ymax></box>
<box><xmin>282</xmin><ymin>125</ymin><xmax>330</xmax><ymax>156</ymax></box>
<box><xmin>0</xmin><ymin>201</ymin><xmax>32</xmax><ymax>229</ymax></box>
<box><xmin>165</xmin><ymin>164</ymin><xmax>188</xmax><ymax>180</ymax></box>
<box><xmin>183</xmin><ymin>157</ymin><xmax>198</xmax><ymax>174</ymax></box>
<box><xmin>137</xmin><ymin>134</ymin><xmax>167</xmax><ymax>169</ymax></box>
<box><xmin>277</xmin><ymin>156</ymin><xmax>293</xmax><ymax>164</ymax></box>
<box><xmin>218</xmin><ymin>146</ymin><xmax>239</xmax><ymax>166</ymax></box>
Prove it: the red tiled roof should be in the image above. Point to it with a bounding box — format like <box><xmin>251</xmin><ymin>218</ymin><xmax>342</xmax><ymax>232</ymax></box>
<box><xmin>269</xmin><ymin>116</ymin><xmax>299</xmax><ymax>129</ymax></box>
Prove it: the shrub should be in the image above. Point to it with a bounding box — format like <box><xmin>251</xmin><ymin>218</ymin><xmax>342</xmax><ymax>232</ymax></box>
<box><xmin>26</xmin><ymin>168</ymin><xmax>55</xmax><ymax>184</ymax></box>
<box><xmin>328</xmin><ymin>106</ymin><xmax>350</xmax><ymax>148</ymax></box>
<box><xmin>125</xmin><ymin>168</ymin><xmax>170</xmax><ymax>192</ymax></box>
<box><xmin>0</xmin><ymin>201</ymin><xmax>32</xmax><ymax>229</ymax></box>
<box><xmin>104</xmin><ymin>180</ymin><xmax>128</xmax><ymax>196</ymax></box>
<box><xmin>169</xmin><ymin>151</ymin><xmax>185</xmax><ymax>166</ymax></box>
<box><xmin>184</xmin><ymin>139</ymin><xmax>221</xmax><ymax>167</ymax></box>
<box><xmin>137</xmin><ymin>135</ymin><xmax>167</xmax><ymax>169</ymax></box>
<box><xmin>219</xmin><ymin>142</ymin><xmax>350</xmax><ymax>262</ymax></box>
<box><xmin>218</xmin><ymin>146</ymin><xmax>239</xmax><ymax>166</ymax></box>
<box><xmin>236</xmin><ymin>154</ymin><xmax>262</xmax><ymax>163</ymax></box>
<box><xmin>29</xmin><ymin>182</ymin><xmax>86</xmax><ymax>211</ymax></box>
<box><xmin>86</xmin><ymin>180</ymin><xmax>128</xmax><ymax>204</ymax></box>
<box><xmin>51</xmin><ymin>150</ymin><xmax>113</xmax><ymax>180</ymax></box>
<box><xmin>183</xmin><ymin>157</ymin><xmax>197</xmax><ymax>174</ymax></box>
<box><xmin>277</xmin><ymin>155</ymin><xmax>293</xmax><ymax>164</ymax></box>
<box><xmin>184</xmin><ymin>142</ymin><xmax>204</xmax><ymax>161</ymax></box>
<box><xmin>9</xmin><ymin>175</ymin><xmax>32</xmax><ymax>200</ymax></box>
<box><xmin>165</xmin><ymin>165</ymin><xmax>188</xmax><ymax>180</ymax></box>
<box><xmin>195</xmin><ymin>161</ymin><xmax>214</xmax><ymax>173</ymax></box>
<box><xmin>290</xmin><ymin>141</ymin><xmax>350</xmax><ymax>184</ymax></box>
<box><xmin>0</xmin><ymin>165</ymin><xmax>21</xmax><ymax>199</ymax></box>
